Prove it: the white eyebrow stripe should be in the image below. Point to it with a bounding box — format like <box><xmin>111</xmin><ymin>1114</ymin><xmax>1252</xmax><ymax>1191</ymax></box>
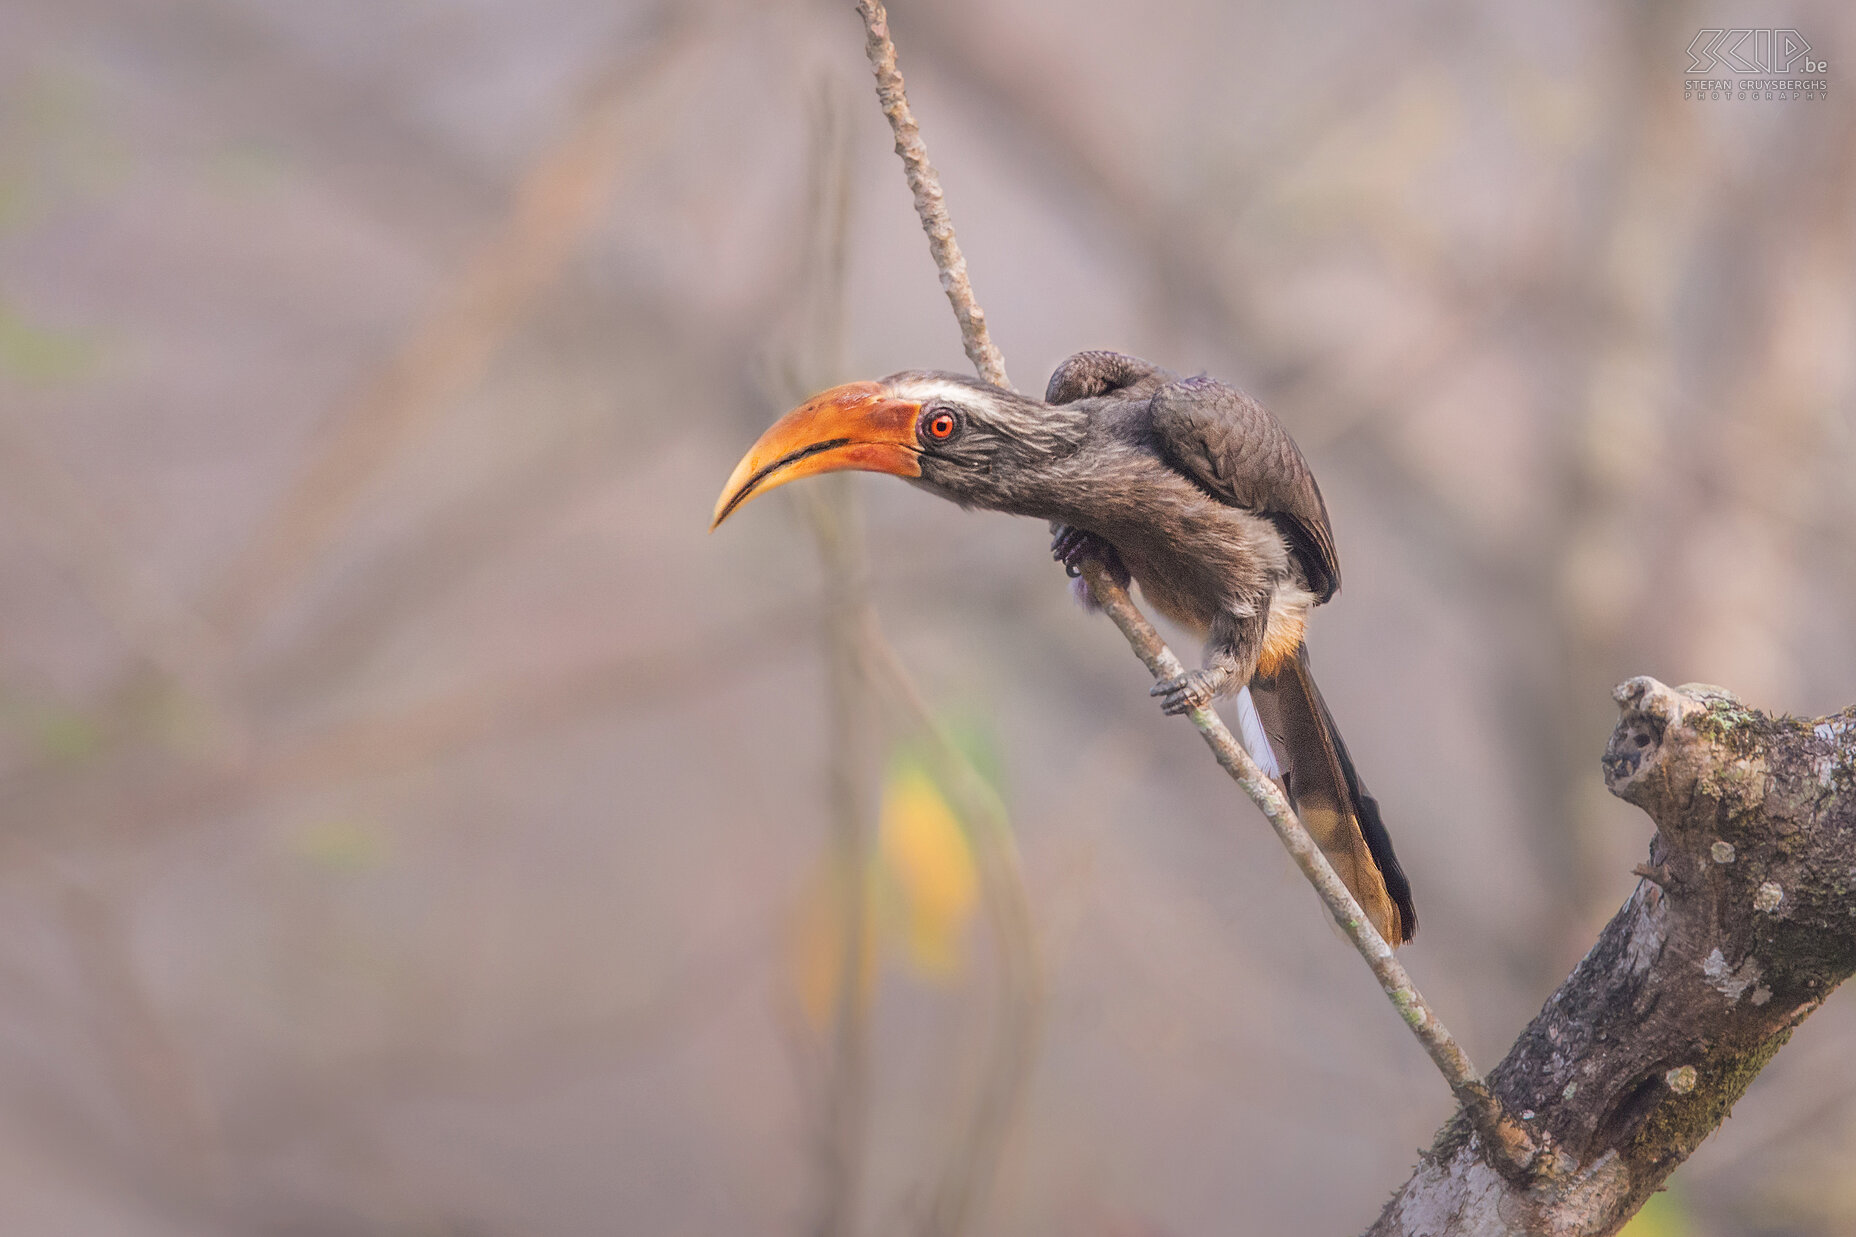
<box><xmin>891</xmin><ymin>377</ymin><xmax>989</xmax><ymax>406</ymax></box>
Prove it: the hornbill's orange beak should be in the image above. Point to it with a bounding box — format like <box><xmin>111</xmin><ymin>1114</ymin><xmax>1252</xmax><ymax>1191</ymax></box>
<box><xmin>711</xmin><ymin>382</ymin><xmax>923</xmax><ymax>529</ymax></box>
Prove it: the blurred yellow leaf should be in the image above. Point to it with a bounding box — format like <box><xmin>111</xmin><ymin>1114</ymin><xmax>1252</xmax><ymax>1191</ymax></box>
<box><xmin>879</xmin><ymin>764</ymin><xmax>977</xmax><ymax>978</ymax></box>
<box><xmin>0</xmin><ymin>690</ymin><xmax>101</xmax><ymax>762</ymax></box>
<box><xmin>787</xmin><ymin>753</ymin><xmax>990</xmax><ymax>1026</ymax></box>
<box><xmin>30</xmin><ymin>709</ymin><xmax>100</xmax><ymax>761</ymax></box>
<box><xmin>788</xmin><ymin>858</ymin><xmax>878</xmax><ymax>1030</ymax></box>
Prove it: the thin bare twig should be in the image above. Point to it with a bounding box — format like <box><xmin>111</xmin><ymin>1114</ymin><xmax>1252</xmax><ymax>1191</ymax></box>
<box><xmin>855</xmin><ymin>1</ymin><xmax>1009</xmax><ymax>390</ymax></box>
<box><xmin>851</xmin><ymin>0</ymin><xmax>1537</xmax><ymax>1179</ymax></box>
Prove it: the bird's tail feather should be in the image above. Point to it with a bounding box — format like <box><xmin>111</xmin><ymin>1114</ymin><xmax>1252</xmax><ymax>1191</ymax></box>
<box><xmin>1247</xmin><ymin>647</ymin><xmax>1416</xmax><ymax>945</ymax></box>
<box><xmin>1232</xmin><ymin>685</ymin><xmax>1282</xmax><ymax>779</ymax></box>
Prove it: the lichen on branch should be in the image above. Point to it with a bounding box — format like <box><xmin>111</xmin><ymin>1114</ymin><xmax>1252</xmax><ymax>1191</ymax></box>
<box><xmin>1372</xmin><ymin>679</ymin><xmax>1856</xmax><ymax>1236</ymax></box>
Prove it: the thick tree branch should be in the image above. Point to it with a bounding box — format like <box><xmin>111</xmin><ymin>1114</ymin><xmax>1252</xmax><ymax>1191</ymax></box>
<box><xmin>1372</xmin><ymin>681</ymin><xmax>1856</xmax><ymax>1236</ymax></box>
<box><xmin>850</xmin><ymin>0</ymin><xmax>1536</xmax><ymax>1185</ymax></box>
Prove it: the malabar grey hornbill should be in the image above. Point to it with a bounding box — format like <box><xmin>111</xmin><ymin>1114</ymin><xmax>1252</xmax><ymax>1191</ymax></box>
<box><xmin>711</xmin><ymin>351</ymin><xmax>1416</xmax><ymax>944</ymax></box>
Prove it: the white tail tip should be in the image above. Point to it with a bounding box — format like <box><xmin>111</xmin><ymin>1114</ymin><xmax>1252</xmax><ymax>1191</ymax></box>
<box><xmin>1233</xmin><ymin>685</ymin><xmax>1282</xmax><ymax>779</ymax></box>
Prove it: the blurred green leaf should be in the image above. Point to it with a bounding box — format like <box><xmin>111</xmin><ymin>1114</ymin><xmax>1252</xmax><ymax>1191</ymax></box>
<box><xmin>0</xmin><ymin>298</ymin><xmax>96</xmax><ymax>384</ymax></box>
<box><xmin>1620</xmin><ymin>1187</ymin><xmax>1690</xmax><ymax>1237</ymax></box>
<box><xmin>208</xmin><ymin>141</ymin><xmax>290</xmax><ymax>195</ymax></box>
<box><xmin>31</xmin><ymin>708</ymin><xmax>101</xmax><ymax>761</ymax></box>
<box><xmin>0</xmin><ymin>687</ymin><xmax>103</xmax><ymax>762</ymax></box>
<box><xmin>292</xmin><ymin>819</ymin><xmax>390</xmax><ymax>873</ymax></box>
<box><xmin>940</xmin><ymin>712</ymin><xmax>1007</xmax><ymax>799</ymax></box>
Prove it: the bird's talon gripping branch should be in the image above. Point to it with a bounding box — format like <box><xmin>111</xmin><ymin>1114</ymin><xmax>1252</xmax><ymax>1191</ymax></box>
<box><xmin>1051</xmin><ymin>524</ymin><xmax>1129</xmax><ymax>586</ymax></box>
<box><xmin>1052</xmin><ymin>527</ymin><xmax>1088</xmax><ymax>577</ymax></box>
<box><xmin>1151</xmin><ymin>668</ymin><xmax>1228</xmax><ymax>716</ymax></box>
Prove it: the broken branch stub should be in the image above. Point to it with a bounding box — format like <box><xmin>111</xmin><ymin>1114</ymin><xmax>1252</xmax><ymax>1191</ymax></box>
<box><xmin>1372</xmin><ymin>678</ymin><xmax>1856</xmax><ymax>1236</ymax></box>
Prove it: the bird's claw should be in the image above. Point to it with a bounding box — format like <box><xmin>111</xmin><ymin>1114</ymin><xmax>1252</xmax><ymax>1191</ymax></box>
<box><xmin>1051</xmin><ymin>525</ymin><xmax>1130</xmax><ymax>586</ymax></box>
<box><xmin>1050</xmin><ymin>525</ymin><xmax>1091</xmax><ymax>577</ymax></box>
<box><xmin>1151</xmin><ymin>669</ymin><xmax>1226</xmax><ymax>716</ymax></box>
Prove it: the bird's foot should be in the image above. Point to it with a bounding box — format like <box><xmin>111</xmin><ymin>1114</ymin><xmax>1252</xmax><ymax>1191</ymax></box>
<box><xmin>1051</xmin><ymin>525</ymin><xmax>1129</xmax><ymax>585</ymax></box>
<box><xmin>1150</xmin><ymin>667</ymin><xmax>1232</xmax><ymax>716</ymax></box>
<box><xmin>1053</xmin><ymin>525</ymin><xmax>1131</xmax><ymax>613</ymax></box>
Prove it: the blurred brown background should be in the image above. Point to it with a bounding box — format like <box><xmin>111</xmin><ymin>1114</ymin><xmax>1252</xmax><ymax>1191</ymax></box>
<box><xmin>1</xmin><ymin>0</ymin><xmax>1853</xmax><ymax>1234</ymax></box>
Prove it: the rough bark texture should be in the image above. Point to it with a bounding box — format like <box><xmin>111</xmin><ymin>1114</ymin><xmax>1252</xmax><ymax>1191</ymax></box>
<box><xmin>1370</xmin><ymin>678</ymin><xmax>1856</xmax><ymax>1236</ymax></box>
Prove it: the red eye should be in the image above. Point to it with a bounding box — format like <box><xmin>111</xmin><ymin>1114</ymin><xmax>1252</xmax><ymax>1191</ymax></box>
<box><xmin>926</xmin><ymin>410</ymin><xmax>957</xmax><ymax>440</ymax></box>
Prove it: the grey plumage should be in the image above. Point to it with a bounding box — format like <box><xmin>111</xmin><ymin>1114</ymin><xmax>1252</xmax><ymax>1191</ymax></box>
<box><xmin>715</xmin><ymin>353</ymin><xmax>1413</xmax><ymax>941</ymax></box>
<box><xmin>1149</xmin><ymin>377</ymin><xmax>1340</xmax><ymax>603</ymax></box>
<box><xmin>878</xmin><ymin>351</ymin><xmax>1415</xmax><ymax>943</ymax></box>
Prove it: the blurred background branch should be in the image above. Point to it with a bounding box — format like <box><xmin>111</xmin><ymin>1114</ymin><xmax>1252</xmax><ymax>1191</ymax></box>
<box><xmin>208</xmin><ymin>16</ymin><xmax>704</xmax><ymax>646</ymax></box>
<box><xmin>776</xmin><ymin>72</ymin><xmax>1042</xmax><ymax>1237</ymax></box>
<box><xmin>783</xmin><ymin>80</ymin><xmax>875</xmax><ymax>1237</ymax></box>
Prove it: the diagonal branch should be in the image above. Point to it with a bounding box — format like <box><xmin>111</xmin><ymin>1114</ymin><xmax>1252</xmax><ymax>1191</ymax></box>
<box><xmin>1073</xmin><ymin>560</ymin><xmax>1535</xmax><ymax>1173</ymax></box>
<box><xmin>851</xmin><ymin>0</ymin><xmax>1538</xmax><ymax>1182</ymax></box>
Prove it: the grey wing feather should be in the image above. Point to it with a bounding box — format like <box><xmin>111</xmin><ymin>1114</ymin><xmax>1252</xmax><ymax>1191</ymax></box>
<box><xmin>1148</xmin><ymin>375</ymin><xmax>1341</xmax><ymax>601</ymax></box>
